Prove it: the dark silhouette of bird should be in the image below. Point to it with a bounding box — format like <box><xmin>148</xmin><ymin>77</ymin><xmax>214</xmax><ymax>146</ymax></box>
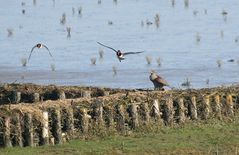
<box><xmin>28</xmin><ymin>43</ymin><xmax>53</xmax><ymax>61</ymax></box>
<box><xmin>181</xmin><ymin>78</ymin><xmax>191</xmax><ymax>88</ymax></box>
<box><xmin>97</xmin><ymin>42</ymin><xmax>144</xmax><ymax>62</ymax></box>
<box><xmin>227</xmin><ymin>59</ymin><xmax>234</xmax><ymax>62</ymax></box>
<box><xmin>222</xmin><ymin>10</ymin><xmax>228</xmax><ymax>16</ymax></box>
<box><xmin>149</xmin><ymin>70</ymin><xmax>169</xmax><ymax>90</ymax></box>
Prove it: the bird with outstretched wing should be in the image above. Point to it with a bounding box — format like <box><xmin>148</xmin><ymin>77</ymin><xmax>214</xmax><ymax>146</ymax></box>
<box><xmin>28</xmin><ymin>43</ymin><xmax>53</xmax><ymax>62</ymax></box>
<box><xmin>97</xmin><ymin>42</ymin><xmax>144</xmax><ymax>62</ymax></box>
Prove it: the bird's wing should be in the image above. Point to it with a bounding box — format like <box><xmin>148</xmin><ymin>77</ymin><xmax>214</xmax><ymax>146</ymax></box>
<box><xmin>42</xmin><ymin>44</ymin><xmax>53</xmax><ymax>57</ymax></box>
<box><xmin>156</xmin><ymin>76</ymin><xmax>169</xmax><ymax>86</ymax></box>
<box><xmin>97</xmin><ymin>42</ymin><xmax>118</xmax><ymax>53</ymax></box>
<box><xmin>28</xmin><ymin>45</ymin><xmax>38</xmax><ymax>61</ymax></box>
<box><xmin>123</xmin><ymin>51</ymin><xmax>144</xmax><ymax>55</ymax></box>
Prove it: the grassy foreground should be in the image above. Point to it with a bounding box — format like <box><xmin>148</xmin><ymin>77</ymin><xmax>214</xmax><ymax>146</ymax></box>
<box><xmin>1</xmin><ymin>118</ymin><xmax>239</xmax><ymax>155</ymax></box>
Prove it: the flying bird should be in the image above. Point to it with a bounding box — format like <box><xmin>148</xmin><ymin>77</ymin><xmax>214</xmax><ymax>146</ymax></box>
<box><xmin>97</xmin><ymin>42</ymin><xmax>144</xmax><ymax>62</ymax></box>
<box><xmin>149</xmin><ymin>70</ymin><xmax>169</xmax><ymax>90</ymax></box>
<box><xmin>28</xmin><ymin>43</ymin><xmax>53</xmax><ymax>61</ymax></box>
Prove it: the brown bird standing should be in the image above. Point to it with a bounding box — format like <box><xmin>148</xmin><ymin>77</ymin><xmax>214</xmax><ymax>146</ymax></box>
<box><xmin>149</xmin><ymin>70</ymin><xmax>169</xmax><ymax>90</ymax></box>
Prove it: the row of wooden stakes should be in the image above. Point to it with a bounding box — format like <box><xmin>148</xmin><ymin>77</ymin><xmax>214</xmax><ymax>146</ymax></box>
<box><xmin>0</xmin><ymin>93</ymin><xmax>237</xmax><ymax>148</ymax></box>
<box><xmin>9</xmin><ymin>90</ymin><xmax>93</xmax><ymax>104</ymax></box>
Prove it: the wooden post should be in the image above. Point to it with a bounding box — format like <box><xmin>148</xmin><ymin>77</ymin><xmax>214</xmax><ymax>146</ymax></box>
<box><xmin>92</xmin><ymin>99</ymin><xmax>104</xmax><ymax>126</ymax></box>
<box><xmin>202</xmin><ymin>96</ymin><xmax>210</xmax><ymax>119</ymax></box>
<box><xmin>82</xmin><ymin>91</ymin><xmax>91</xmax><ymax>98</ymax></box>
<box><xmin>42</xmin><ymin>111</ymin><xmax>49</xmax><ymax>145</ymax></box>
<box><xmin>226</xmin><ymin>95</ymin><xmax>234</xmax><ymax>116</ymax></box>
<box><xmin>14</xmin><ymin>113</ymin><xmax>23</xmax><ymax>147</ymax></box>
<box><xmin>163</xmin><ymin>96</ymin><xmax>174</xmax><ymax>126</ymax></box>
<box><xmin>130</xmin><ymin>103</ymin><xmax>139</xmax><ymax>129</ymax></box>
<box><xmin>12</xmin><ymin>91</ymin><xmax>21</xmax><ymax>103</ymax></box>
<box><xmin>104</xmin><ymin>106</ymin><xmax>114</xmax><ymax>129</ymax></box>
<box><xmin>65</xmin><ymin>107</ymin><xmax>74</xmax><ymax>138</ymax></box>
<box><xmin>23</xmin><ymin>113</ymin><xmax>34</xmax><ymax>147</ymax></box>
<box><xmin>103</xmin><ymin>91</ymin><xmax>110</xmax><ymax>96</ymax></box>
<box><xmin>58</xmin><ymin>91</ymin><xmax>66</xmax><ymax>100</ymax></box>
<box><xmin>141</xmin><ymin>102</ymin><xmax>150</xmax><ymax>125</ymax></box>
<box><xmin>177</xmin><ymin>98</ymin><xmax>186</xmax><ymax>123</ymax></box>
<box><xmin>80</xmin><ymin>108</ymin><xmax>91</xmax><ymax>134</ymax></box>
<box><xmin>50</xmin><ymin>137</ymin><xmax>55</xmax><ymax>145</ymax></box>
<box><xmin>0</xmin><ymin>117</ymin><xmax>3</xmax><ymax>147</ymax></box>
<box><xmin>62</xmin><ymin>137</ymin><xmax>67</xmax><ymax>143</ymax></box>
<box><xmin>3</xmin><ymin>117</ymin><xmax>12</xmax><ymax>147</ymax></box>
<box><xmin>51</xmin><ymin>109</ymin><xmax>62</xmax><ymax>144</ymax></box>
<box><xmin>189</xmin><ymin>96</ymin><xmax>197</xmax><ymax>120</ymax></box>
<box><xmin>115</xmin><ymin>104</ymin><xmax>125</xmax><ymax>133</ymax></box>
<box><xmin>32</xmin><ymin>93</ymin><xmax>40</xmax><ymax>103</ymax></box>
<box><xmin>152</xmin><ymin>99</ymin><xmax>163</xmax><ymax>123</ymax></box>
<box><xmin>214</xmin><ymin>95</ymin><xmax>222</xmax><ymax>119</ymax></box>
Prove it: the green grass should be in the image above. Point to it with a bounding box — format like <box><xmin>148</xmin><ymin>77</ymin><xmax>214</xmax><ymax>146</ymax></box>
<box><xmin>1</xmin><ymin>118</ymin><xmax>239</xmax><ymax>155</ymax></box>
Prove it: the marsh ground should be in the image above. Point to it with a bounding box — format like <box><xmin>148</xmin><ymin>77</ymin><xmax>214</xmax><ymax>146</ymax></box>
<box><xmin>1</xmin><ymin>117</ymin><xmax>239</xmax><ymax>155</ymax></box>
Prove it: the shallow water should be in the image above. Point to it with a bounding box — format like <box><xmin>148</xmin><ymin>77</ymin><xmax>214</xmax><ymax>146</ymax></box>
<box><xmin>0</xmin><ymin>0</ymin><xmax>239</xmax><ymax>89</ymax></box>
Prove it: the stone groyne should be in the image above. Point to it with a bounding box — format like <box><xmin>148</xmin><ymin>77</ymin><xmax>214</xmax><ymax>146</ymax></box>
<box><xmin>0</xmin><ymin>83</ymin><xmax>238</xmax><ymax>148</ymax></box>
